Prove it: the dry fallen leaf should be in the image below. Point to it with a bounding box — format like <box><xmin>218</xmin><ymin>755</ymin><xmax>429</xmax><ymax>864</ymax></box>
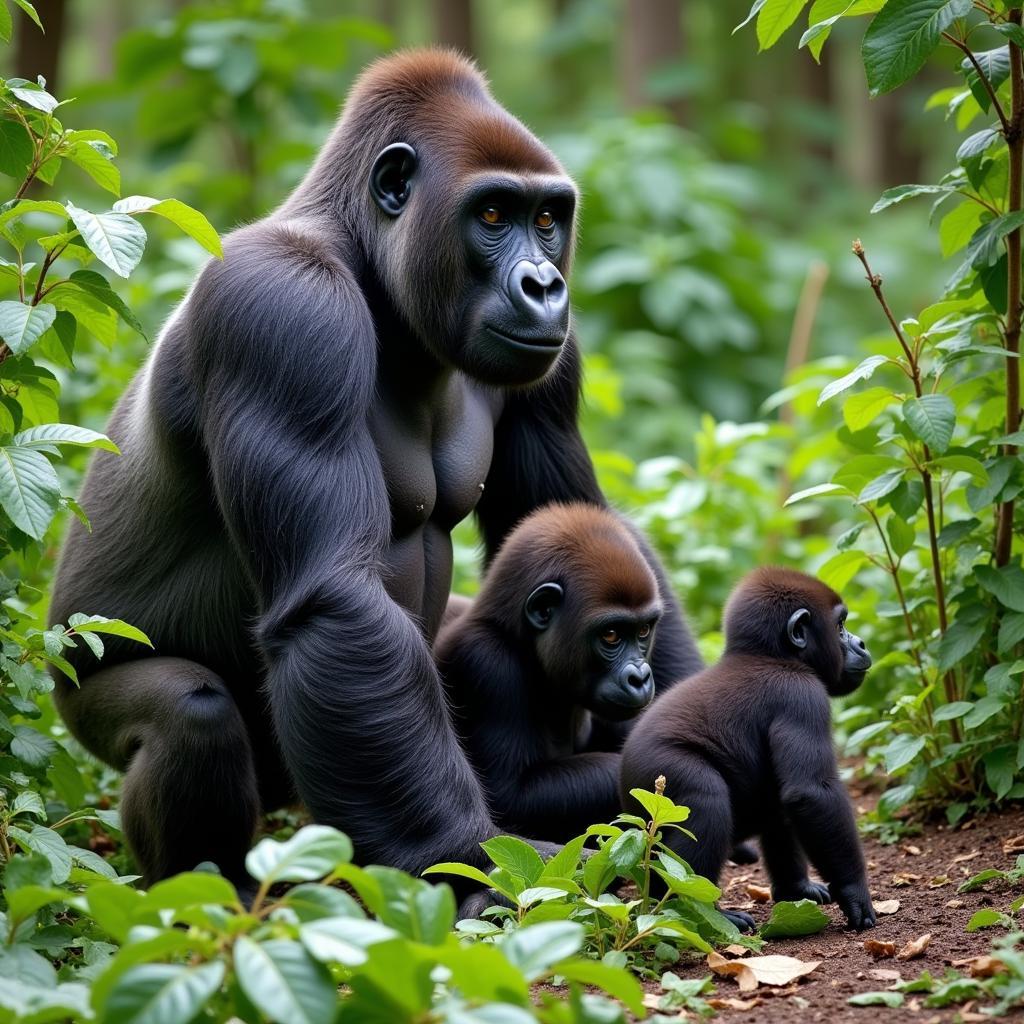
<box><xmin>892</xmin><ymin>872</ymin><xmax>921</xmax><ymax>887</ymax></box>
<box><xmin>874</xmin><ymin>899</ymin><xmax>900</xmax><ymax>915</ymax></box>
<box><xmin>952</xmin><ymin>955</ymin><xmax>1007</xmax><ymax>979</ymax></box>
<box><xmin>746</xmin><ymin>883</ymin><xmax>771</xmax><ymax>903</ymax></box>
<box><xmin>708</xmin><ymin>996</ymin><xmax>762</xmax><ymax>1010</ymax></box>
<box><xmin>1003</xmin><ymin>833</ymin><xmax>1024</xmax><ymax>854</ymax></box>
<box><xmin>867</xmin><ymin>968</ymin><xmax>902</xmax><ymax>981</ymax></box>
<box><xmin>724</xmin><ymin>943</ymin><xmax>751</xmax><ymax>958</ymax></box>
<box><xmin>928</xmin><ymin>875</ymin><xmax>951</xmax><ymax>888</ymax></box>
<box><xmin>708</xmin><ymin>951</ymin><xmax>820</xmax><ymax>992</ymax></box>
<box><xmin>946</xmin><ymin>898</ymin><xmax>965</xmax><ymax>909</ymax></box>
<box><xmin>864</xmin><ymin>939</ymin><xmax>897</xmax><ymax>960</ymax></box>
<box><xmin>896</xmin><ymin>933</ymin><xmax>932</xmax><ymax>960</ymax></box>
<box><xmin>902</xmin><ymin>844</ymin><xmax>922</xmax><ymax>856</ymax></box>
<box><xmin>950</xmin><ymin>850</ymin><xmax>980</xmax><ymax>865</ymax></box>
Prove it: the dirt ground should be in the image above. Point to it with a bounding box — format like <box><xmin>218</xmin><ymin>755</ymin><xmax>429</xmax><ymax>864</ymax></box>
<box><xmin>645</xmin><ymin>803</ymin><xmax>1024</xmax><ymax>1022</ymax></box>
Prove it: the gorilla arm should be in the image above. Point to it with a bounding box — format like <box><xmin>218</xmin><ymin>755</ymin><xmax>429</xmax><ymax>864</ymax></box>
<box><xmin>189</xmin><ymin>230</ymin><xmax>495</xmax><ymax>873</ymax></box>
<box><xmin>475</xmin><ymin>336</ymin><xmax>702</xmax><ymax>725</ymax></box>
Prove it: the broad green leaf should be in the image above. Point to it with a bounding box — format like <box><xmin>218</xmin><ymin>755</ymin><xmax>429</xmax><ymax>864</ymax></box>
<box><xmin>937</xmin><ymin>619</ymin><xmax>987</xmax><ymax>671</ymax></box>
<box><xmin>234</xmin><ymin>938</ymin><xmax>335</xmax><ymax>1024</ymax></box>
<box><xmin>0</xmin><ymin>300</ymin><xmax>56</xmax><ymax>356</ymax></box>
<box><xmin>423</xmin><ymin>861</ymin><xmax>501</xmax><ymax>891</ymax></box>
<box><xmin>861</xmin><ymin>0</ymin><xmax>973</xmax><ymax>96</ymax></box>
<box><xmin>9</xmin><ymin>81</ymin><xmax>58</xmax><ymax>113</ymax></box>
<box><xmin>628</xmin><ymin>786</ymin><xmax>691</xmax><ymax>826</ymax></box>
<box><xmin>113</xmin><ymin>196</ymin><xmax>222</xmax><ymax>258</ymax></box>
<box><xmin>245</xmin><ymin>824</ymin><xmax>352</xmax><ymax>884</ymax></box>
<box><xmin>14</xmin><ymin>423</ymin><xmax>118</xmax><ymax>452</ymax></box>
<box><xmin>983</xmin><ymin>745</ymin><xmax>1015</xmax><ymax>799</ymax></box>
<box><xmin>870</xmin><ymin>183</ymin><xmax>952</xmax><ymax>213</ymax></box>
<box><xmin>608</xmin><ymin>828</ymin><xmax>646</xmax><ymax>872</ymax></box>
<box><xmin>0</xmin><ymin>3</ymin><xmax>10</xmax><ymax>42</ymax></box>
<box><xmin>886</xmin><ymin>514</ymin><xmax>915</xmax><ymax>557</ymax></box>
<box><xmin>956</xmin><ymin>127</ymin><xmax>999</xmax><ymax>164</ymax></box>
<box><xmin>882</xmin><ymin>733</ymin><xmax>926</xmax><ymax>773</ymax></box>
<box><xmin>858</xmin><ymin>468</ymin><xmax>905</xmax><ymax>502</ymax></box>
<box><xmin>757</xmin><ymin>0</ymin><xmax>808</xmax><ymax>49</ymax></box>
<box><xmin>998</xmin><ymin>612</ymin><xmax>1024</xmax><ymax>652</ymax></box>
<box><xmin>105</xmin><ymin>962</ymin><xmax>224</xmax><ymax>1024</ymax></box>
<box><xmin>930</xmin><ymin>455</ymin><xmax>987</xmax><ymax>485</ymax></box>
<box><xmin>65</xmin><ymin>201</ymin><xmax>146</xmax><ymax>278</ymax></box>
<box><xmin>8</xmin><ymin>824</ymin><xmax>72</xmax><ymax>883</ymax></box>
<box><xmin>818</xmin><ymin>355</ymin><xmax>888</xmax><ymax>404</ymax></box>
<box><xmin>480</xmin><ymin>836</ymin><xmax>544</xmax><ymax>883</ymax></box>
<box><xmin>818</xmin><ymin>549</ymin><xmax>867</xmax><ymax>590</ymax></box>
<box><xmin>994</xmin><ymin>22</ymin><xmax>1024</xmax><ymax>48</ymax></box>
<box><xmin>784</xmin><ymin>482</ymin><xmax>845</xmax><ymax>506</ymax></box>
<box><xmin>500</xmin><ymin>921</ymin><xmax>584</xmax><ymax>981</ymax></box>
<box><xmin>734</xmin><ymin>0</ymin><xmax>767</xmax><ymax>34</ymax></box>
<box><xmin>843</xmin><ymin>386</ymin><xmax>896</xmax><ymax>430</ymax></box>
<box><xmin>759</xmin><ymin>899</ymin><xmax>830</xmax><ymax>938</ymax></box>
<box><xmin>553</xmin><ymin>958</ymin><xmax>646</xmax><ymax>1017</ymax></box>
<box><xmin>64</xmin><ymin>141</ymin><xmax>120</xmax><ymax>196</ymax></box>
<box><xmin>963</xmin><ymin>695</ymin><xmax>1006</xmax><ymax>729</ymax></box>
<box><xmin>67</xmin><ymin>269</ymin><xmax>147</xmax><ymax>338</ymax></box>
<box><xmin>144</xmin><ymin>872</ymin><xmax>238</xmax><ymax>911</ymax></box>
<box><xmin>10</xmin><ymin>724</ymin><xmax>55</xmax><ymax>766</ymax></box>
<box><xmin>903</xmin><ymin>394</ymin><xmax>955</xmax><ymax>453</ymax></box>
<box><xmin>967</xmin><ymin>908</ymin><xmax>1005</xmax><ymax>931</ymax></box>
<box><xmin>939</xmin><ymin>201</ymin><xmax>984</xmax><ymax>257</ymax></box>
<box><xmin>0</xmin><ymin>120</ymin><xmax>32</xmax><ymax>177</ymax></box>
<box><xmin>10</xmin><ymin>0</ymin><xmax>42</xmax><ymax>31</ymax></box>
<box><xmin>66</xmin><ymin>614</ymin><xmax>152</xmax><ymax>647</ymax></box>
<box><xmin>299</xmin><ymin>917</ymin><xmax>396</xmax><ymax>966</ymax></box>
<box><xmin>0</xmin><ymin>444</ymin><xmax>60</xmax><ymax>538</ymax></box>
<box><xmin>933</xmin><ymin>701</ymin><xmax>973</xmax><ymax>721</ymax></box>
<box><xmin>975</xmin><ymin>564</ymin><xmax>1024</xmax><ymax>612</ymax></box>
<box><xmin>961</xmin><ymin>49</ymin><xmax>1010</xmax><ymax>112</ymax></box>
<box><xmin>539</xmin><ymin>834</ymin><xmax>586</xmax><ymax>880</ymax></box>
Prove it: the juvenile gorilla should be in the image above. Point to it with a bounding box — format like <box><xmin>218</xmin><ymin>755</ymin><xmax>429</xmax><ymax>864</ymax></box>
<box><xmin>48</xmin><ymin>49</ymin><xmax>702</xmax><ymax>887</ymax></box>
<box><xmin>435</xmin><ymin>503</ymin><xmax>663</xmax><ymax>838</ymax></box>
<box><xmin>621</xmin><ymin>568</ymin><xmax>875</xmax><ymax>932</ymax></box>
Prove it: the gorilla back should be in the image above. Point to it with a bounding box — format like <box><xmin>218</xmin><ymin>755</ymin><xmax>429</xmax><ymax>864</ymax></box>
<box><xmin>49</xmin><ymin>49</ymin><xmax>702</xmax><ymax>888</ymax></box>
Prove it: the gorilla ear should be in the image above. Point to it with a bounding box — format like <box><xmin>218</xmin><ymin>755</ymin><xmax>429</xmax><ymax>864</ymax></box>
<box><xmin>525</xmin><ymin>582</ymin><xmax>564</xmax><ymax>631</ymax></box>
<box><xmin>370</xmin><ymin>143</ymin><xmax>417</xmax><ymax>216</ymax></box>
<box><xmin>787</xmin><ymin>608</ymin><xmax>811</xmax><ymax>650</ymax></box>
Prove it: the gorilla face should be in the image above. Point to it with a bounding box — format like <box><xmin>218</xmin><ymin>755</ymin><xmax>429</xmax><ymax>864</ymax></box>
<box><xmin>369</xmin><ymin>144</ymin><xmax>576</xmax><ymax>388</ymax></box>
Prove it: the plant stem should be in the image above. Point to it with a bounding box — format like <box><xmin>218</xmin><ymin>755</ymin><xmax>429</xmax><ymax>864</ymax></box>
<box><xmin>996</xmin><ymin>10</ymin><xmax>1024</xmax><ymax>567</ymax></box>
<box><xmin>943</xmin><ymin>31</ymin><xmax>1010</xmax><ymax>132</ymax></box>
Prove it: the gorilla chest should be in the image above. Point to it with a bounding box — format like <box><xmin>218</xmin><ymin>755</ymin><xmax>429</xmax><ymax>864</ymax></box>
<box><xmin>370</xmin><ymin>376</ymin><xmax>495</xmax><ymax>536</ymax></box>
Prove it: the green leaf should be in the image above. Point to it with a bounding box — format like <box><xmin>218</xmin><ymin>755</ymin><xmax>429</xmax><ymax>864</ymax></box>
<box><xmin>757</xmin><ymin>0</ymin><xmax>808</xmax><ymax>49</ymax></box>
<box><xmin>937</xmin><ymin>619</ymin><xmax>987</xmax><ymax>671</ymax></box>
<box><xmin>608</xmin><ymin>829</ymin><xmax>646</xmax><ymax>873</ymax></box>
<box><xmin>903</xmin><ymin>394</ymin><xmax>955</xmax><ymax>453</ymax></box>
<box><xmin>299</xmin><ymin>917</ymin><xmax>396</xmax><ymax>966</ymax></box>
<box><xmin>0</xmin><ymin>120</ymin><xmax>32</xmax><ymax>178</ymax></box>
<box><xmin>10</xmin><ymin>724</ymin><xmax>55</xmax><ymax>766</ymax></box>
<box><xmin>843</xmin><ymin>386</ymin><xmax>896</xmax><ymax>430</ymax></box>
<box><xmin>975</xmin><ymin>564</ymin><xmax>1024</xmax><ymax>612</ymax></box>
<box><xmin>424</xmin><ymin>861</ymin><xmax>502</xmax><ymax>892</ymax></box>
<box><xmin>0</xmin><ymin>300</ymin><xmax>56</xmax><ymax>356</ymax></box>
<box><xmin>66</xmin><ymin>614</ymin><xmax>152</xmax><ymax>647</ymax></box>
<box><xmin>784</xmin><ymin>482</ymin><xmax>845</xmax><ymax>506</ymax></box>
<box><xmin>553</xmin><ymin>958</ymin><xmax>646</xmax><ymax>1017</ymax></box>
<box><xmin>105</xmin><ymin>962</ymin><xmax>225</xmax><ymax>1024</ymax></box>
<box><xmin>819</xmin><ymin>355</ymin><xmax>888</xmax><ymax>404</ymax></box>
<box><xmin>983</xmin><ymin>745</ymin><xmax>1015</xmax><ymax>799</ymax></box>
<box><xmin>13</xmin><ymin>423</ymin><xmax>119</xmax><ymax>452</ymax></box>
<box><xmin>998</xmin><ymin>612</ymin><xmax>1024</xmax><ymax>652</ymax></box>
<box><xmin>882</xmin><ymin>733</ymin><xmax>927</xmax><ymax>773</ymax></box>
<box><xmin>818</xmin><ymin>549</ymin><xmax>867</xmax><ymax>591</ymax></box>
<box><xmin>940</xmin><ymin>201</ymin><xmax>985</xmax><ymax>257</ymax></box>
<box><xmin>144</xmin><ymin>872</ymin><xmax>238</xmax><ymax>911</ymax></box>
<box><xmin>539</xmin><ymin>834</ymin><xmax>586</xmax><ymax>880</ymax></box>
<box><xmin>735</xmin><ymin>0</ymin><xmax>767</xmax><ymax>34</ymax></box>
<box><xmin>500</xmin><ymin>921</ymin><xmax>584</xmax><ymax>981</ymax></box>
<box><xmin>234</xmin><ymin>938</ymin><xmax>335</xmax><ymax>1024</ymax></box>
<box><xmin>9</xmin><ymin>824</ymin><xmax>72</xmax><ymax>883</ymax></box>
<box><xmin>8</xmin><ymin>81</ymin><xmax>58</xmax><ymax>113</ymax></box>
<box><xmin>0</xmin><ymin>3</ymin><xmax>11</xmax><ymax>43</ymax></box>
<box><xmin>930</xmin><ymin>455</ymin><xmax>987</xmax><ymax>485</ymax></box>
<box><xmin>961</xmin><ymin>49</ymin><xmax>1010</xmax><ymax>112</ymax></box>
<box><xmin>65</xmin><ymin>202</ymin><xmax>146</xmax><ymax>278</ymax></box>
<box><xmin>994</xmin><ymin>22</ymin><xmax>1024</xmax><ymax>48</ymax></box>
<box><xmin>628</xmin><ymin>787</ymin><xmax>691</xmax><ymax>826</ymax></box>
<box><xmin>759</xmin><ymin>899</ymin><xmax>830</xmax><ymax>938</ymax></box>
<box><xmin>870</xmin><ymin>183</ymin><xmax>952</xmax><ymax>213</ymax></box>
<box><xmin>859</xmin><ymin>468</ymin><xmax>905</xmax><ymax>502</ymax></box>
<box><xmin>245</xmin><ymin>824</ymin><xmax>352</xmax><ymax>885</ymax></box>
<box><xmin>956</xmin><ymin>127</ymin><xmax>999</xmax><ymax>164</ymax></box>
<box><xmin>849</xmin><ymin>992</ymin><xmax>905</xmax><ymax>1007</ymax></box>
<box><xmin>10</xmin><ymin>0</ymin><xmax>42</xmax><ymax>31</ymax></box>
<box><xmin>480</xmin><ymin>836</ymin><xmax>545</xmax><ymax>883</ymax></box>
<box><xmin>0</xmin><ymin>444</ymin><xmax>59</xmax><ymax>538</ymax></box>
<box><xmin>933</xmin><ymin>700</ymin><xmax>973</xmax><ymax>721</ymax></box>
<box><xmin>887</xmin><ymin>514</ymin><xmax>915</xmax><ymax>557</ymax></box>
<box><xmin>112</xmin><ymin>196</ymin><xmax>222</xmax><ymax>258</ymax></box>
<box><xmin>861</xmin><ymin>0</ymin><xmax>973</xmax><ymax>96</ymax></box>
<box><xmin>966</xmin><ymin>908</ymin><xmax>1005</xmax><ymax>931</ymax></box>
<box><xmin>67</xmin><ymin>269</ymin><xmax>147</xmax><ymax>339</ymax></box>
<box><xmin>64</xmin><ymin>141</ymin><xmax>120</xmax><ymax>196</ymax></box>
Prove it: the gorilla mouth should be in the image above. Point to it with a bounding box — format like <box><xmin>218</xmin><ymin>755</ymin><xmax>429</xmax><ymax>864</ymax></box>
<box><xmin>484</xmin><ymin>325</ymin><xmax>565</xmax><ymax>350</ymax></box>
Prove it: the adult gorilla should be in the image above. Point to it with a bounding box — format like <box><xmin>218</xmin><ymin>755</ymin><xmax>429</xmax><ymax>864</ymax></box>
<box><xmin>50</xmin><ymin>49</ymin><xmax>701</xmax><ymax>887</ymax></box>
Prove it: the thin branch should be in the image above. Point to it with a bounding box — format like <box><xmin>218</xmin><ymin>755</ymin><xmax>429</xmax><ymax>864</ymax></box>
<box><xmin>943</xmin><ymin>30</ymin><xmax>1010</xmax><ymax>132</ymax></box>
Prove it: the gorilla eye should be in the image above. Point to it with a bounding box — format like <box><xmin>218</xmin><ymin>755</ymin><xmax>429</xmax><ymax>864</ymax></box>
<box><xmin>535</xmin><ymin>210</ymin><xmax>555</xmax><ymax>229</ymax></box>
<box><xmin>601</xmin><ymin>629</ymin><xmax>621</xmax><ymax>646</ymax></box>
<box><xmin>480</xmin><ymin>206</ymin><xmax>504</xmax><ymax>225</ymax></box>
<box><xmin>638</xmin><ymin>623</ymin><xmax>651</xmax><ymax>639</ymax></box>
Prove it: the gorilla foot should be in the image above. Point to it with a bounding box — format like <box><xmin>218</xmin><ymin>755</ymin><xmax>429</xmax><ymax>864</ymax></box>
<box><xmin>721</xmin><ymin>908</ymin><xmax>757</xmax><ymax>933</ymax></box>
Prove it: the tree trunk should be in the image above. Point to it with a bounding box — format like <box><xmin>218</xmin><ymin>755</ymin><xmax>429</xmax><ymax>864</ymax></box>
<box><xmin>433</xmin><ymin>0</ymin><xmax>474</xmax><ymax>58</ymax></box>
<box><xmin>620</xmin><ymin>0</ymin><xmax>684</xmax><ymax>122</ymax></box>
<box><xmin>15</xmin><ymin>0</ymin><xmax>67</xmax><ymax>93</ymax></box>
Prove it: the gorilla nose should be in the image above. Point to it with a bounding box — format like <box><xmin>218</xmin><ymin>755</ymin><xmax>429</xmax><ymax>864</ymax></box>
<box><xmin>623</xmin><ymin>662</ymin><xmax>652</xmax><ymax>690</ymax></box>
<box><xmin>509</xmin><ymin>260</ymin><xmax>568</xmax><ymax>326</ymax></box>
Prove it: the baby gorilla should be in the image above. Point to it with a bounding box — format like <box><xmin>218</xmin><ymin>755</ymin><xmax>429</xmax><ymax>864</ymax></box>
<box><xmin>621</xmin><ymin>567</ymin><xmax>875</xmax><ymax>932</ymax></box>
<box><xmin>435</xmin><ymin>503</ymin><xmax>663</xmax><ymax>839</ymax></box>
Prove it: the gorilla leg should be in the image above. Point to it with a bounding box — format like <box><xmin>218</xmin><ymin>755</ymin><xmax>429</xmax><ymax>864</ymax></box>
<box><xmin>761</xmin><ymin>820</ymin><xmax>831</xmax><ymax>904</ymax></box>
<box><xmin>55</xmin><ymin>658</ymin><xmax>259</xmax><ymax>887</ymax></box>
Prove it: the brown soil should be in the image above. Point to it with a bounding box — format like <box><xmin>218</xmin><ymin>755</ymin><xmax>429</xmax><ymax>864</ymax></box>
<box><xmin>644</xmin><ymin>804</ymin><xmax>1024</xmax><ymax>1023</ymax></box>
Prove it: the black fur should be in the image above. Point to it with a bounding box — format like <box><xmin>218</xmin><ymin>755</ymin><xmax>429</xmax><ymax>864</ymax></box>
<box><xmin>620</xmin><ymin>567</ymin><xmax>876</xmax><ymax>932</ymax></box>
<box><xmin>48</xmin><ymin>50</ymin><xmax>700</xmax><ymax>888</ymax></box>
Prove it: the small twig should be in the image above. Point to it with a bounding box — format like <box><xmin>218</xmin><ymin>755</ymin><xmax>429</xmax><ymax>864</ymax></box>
<box><xmin>942</xmin><ymin>31</ymin><xmax>1010</xmax><ymax>132</ymax></box>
